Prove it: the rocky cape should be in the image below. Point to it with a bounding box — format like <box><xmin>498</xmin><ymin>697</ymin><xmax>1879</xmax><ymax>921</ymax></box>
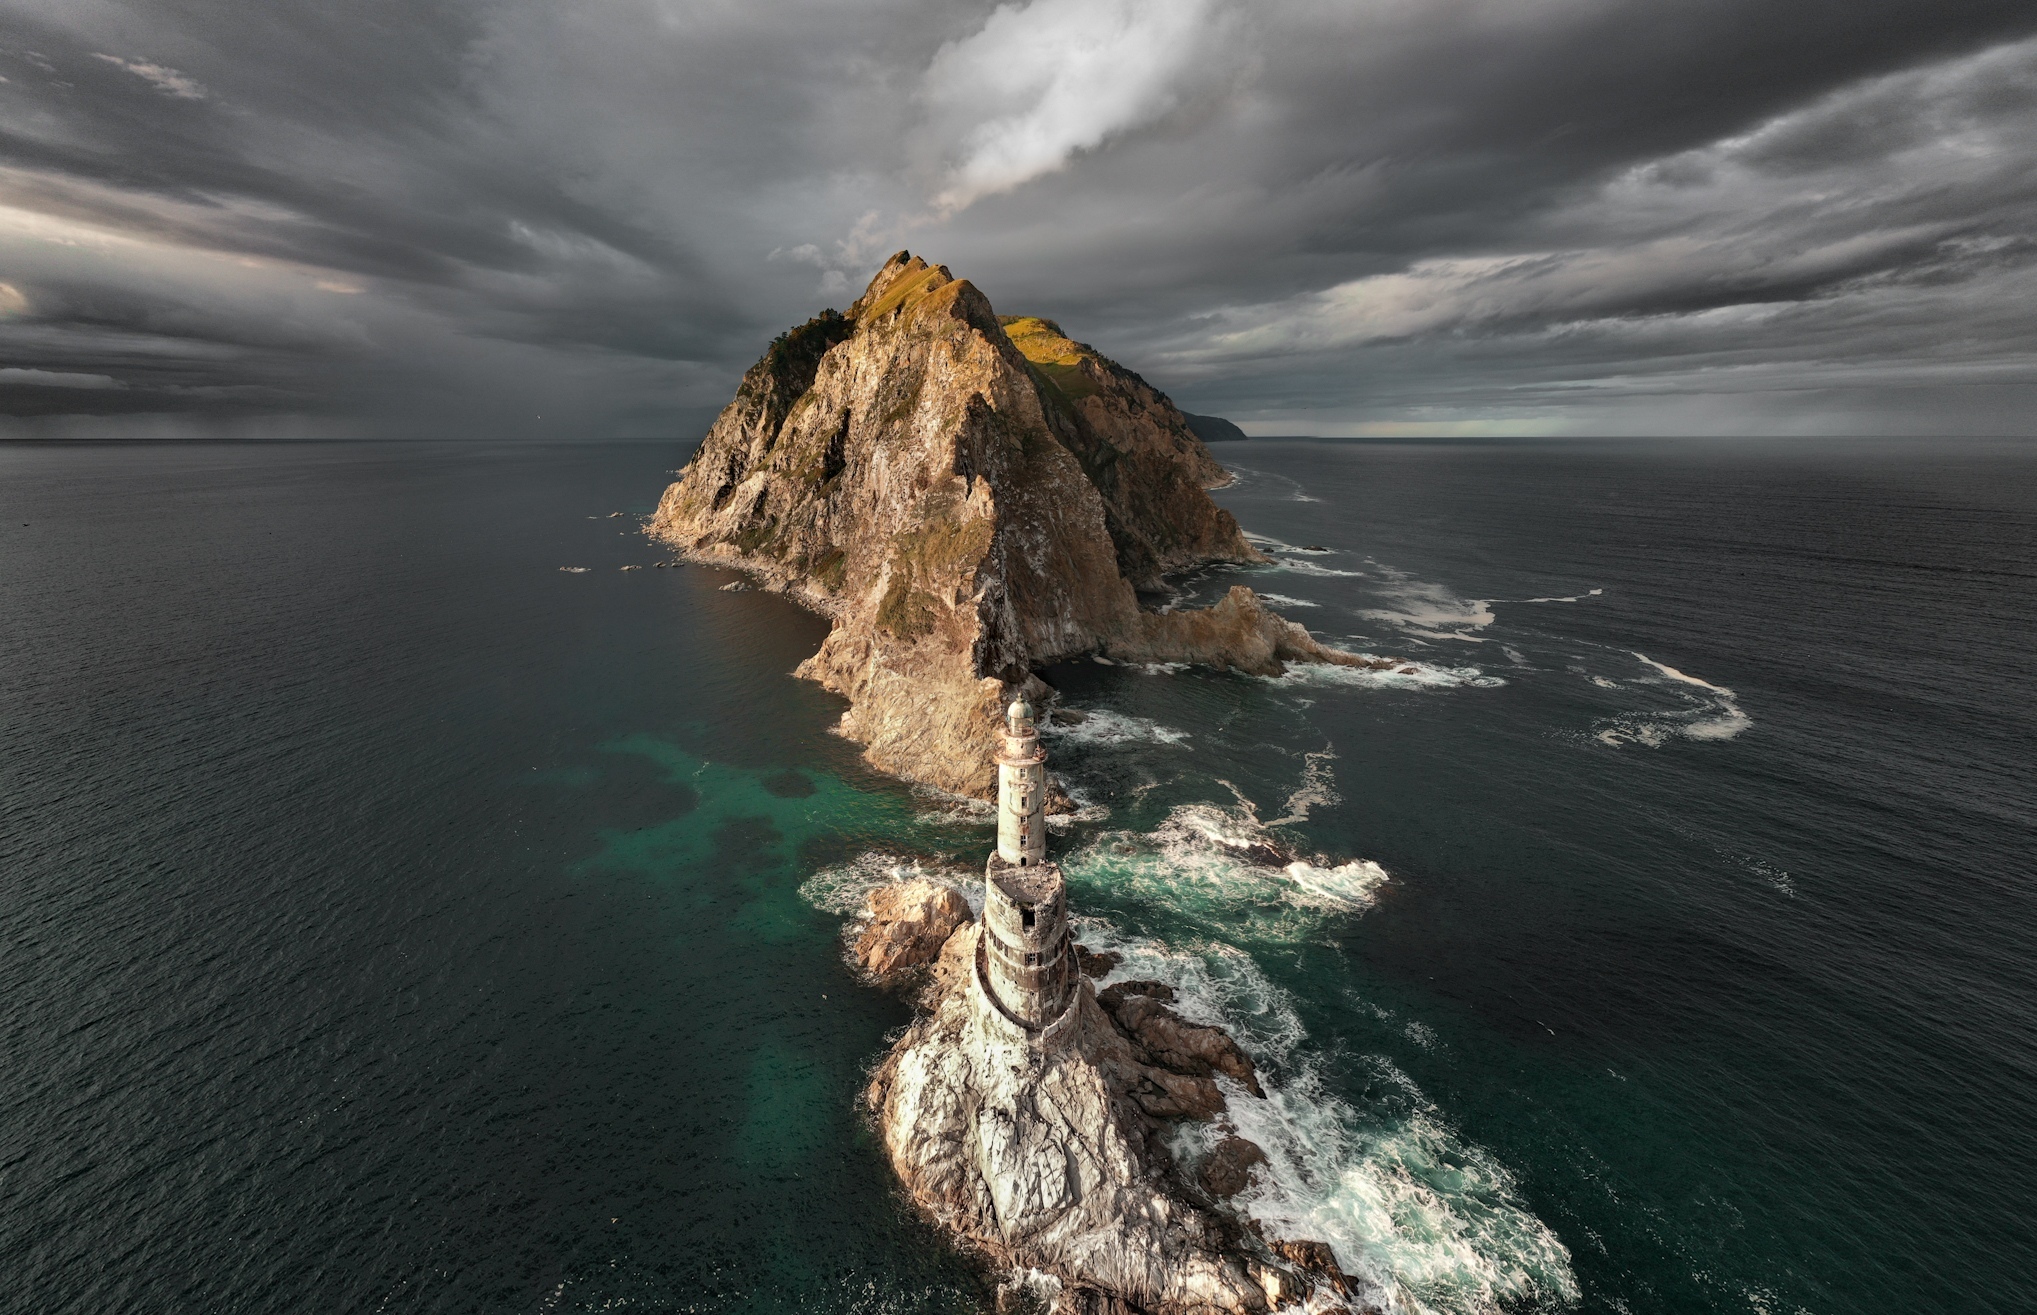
<box><xmin>851</xmin><ymin>880</ymin><xmax>1368</xmax><ymax>1315</ymax></box>
<box><xmin>650</xmin><ymin>253</ymin><xmax>1392</xmax><ymax>799</ymax></box>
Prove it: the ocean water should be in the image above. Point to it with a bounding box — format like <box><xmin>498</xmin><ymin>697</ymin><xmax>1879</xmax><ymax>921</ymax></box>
<box><xmin>3</xmin><ymin>437</ymin><xmax>2032</xmax><ymax>1315</ymax></box>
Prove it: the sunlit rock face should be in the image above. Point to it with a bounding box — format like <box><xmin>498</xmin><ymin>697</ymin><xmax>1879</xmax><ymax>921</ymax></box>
<box><xmin>651</xmin><ymin>252</ymin><xmax>1393</xmax><ymax>798</ymax></box>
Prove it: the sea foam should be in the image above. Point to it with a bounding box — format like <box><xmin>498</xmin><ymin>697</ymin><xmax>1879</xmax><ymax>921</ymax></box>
<box><xmin>1074</xmin><ymin>925</ymin><xmax>1579</xmax><ymax>1315</ymax></box>
<box><xmin>1594</xmin><ymin>651</ymin><xmax>1753</xmax><ymax>747</ymax></box>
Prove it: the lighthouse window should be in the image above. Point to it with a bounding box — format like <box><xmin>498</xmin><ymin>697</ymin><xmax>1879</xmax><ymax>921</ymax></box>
<box><xmin>1021</xmin><ymin>906</ymin><xmax>1036</xmax><ymax>930</ymax></box>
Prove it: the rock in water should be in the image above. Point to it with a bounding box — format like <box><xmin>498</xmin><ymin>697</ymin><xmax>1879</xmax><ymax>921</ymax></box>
<box><xmin>1200</xmin><ymin>1137</ymin><xmax>1268</xmax><ymax>1200</ymax></box>
<box><xmin>867</xmin><ymin>925</ymin><xmax>1284</xmax><ymax>1315</ymax></box>
<box><xmin>854</xmin><ymin>879</ymin><xmax>972</xmax><ymax>978</ymax></box>
<box><xmin>650</xmin><ymin>252</ymin><xmax>1394</xmax><ymax>798</ymax></box>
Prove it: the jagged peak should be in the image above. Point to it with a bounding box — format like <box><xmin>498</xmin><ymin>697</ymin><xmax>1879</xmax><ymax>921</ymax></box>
<box><xmin>850</xmin><ymin>251</ymin><xmax>954</xmax><ymax>321</ymax></box>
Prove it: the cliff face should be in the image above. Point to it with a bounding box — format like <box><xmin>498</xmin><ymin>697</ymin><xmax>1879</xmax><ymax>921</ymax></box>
<box><xmin>652</xmin><ymin>254</ymin><xmax>1384</xmax><ymax>797</ymax></box>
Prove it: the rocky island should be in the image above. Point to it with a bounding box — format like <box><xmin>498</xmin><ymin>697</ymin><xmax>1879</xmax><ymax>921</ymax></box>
<box><xmin>652</xmin><ymin>255</ymin><xmax>1396</xmax><ymax>1312</ymax></box>
<box><xmin>852</xmin><ymin>699</ymin><xmax>1362</xmax><ymax>1315</ymax></box>
<box><xmin>649</xmin><ymin>252</ymin><xmax>1392</xmax><ymax>799</ymax></box>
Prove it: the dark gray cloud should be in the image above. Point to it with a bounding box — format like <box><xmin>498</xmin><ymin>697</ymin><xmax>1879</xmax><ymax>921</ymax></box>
<box><xmin>2</xmin><ymin>0</ymin><xmax>2033</xmax><ymax>437</ymax></box>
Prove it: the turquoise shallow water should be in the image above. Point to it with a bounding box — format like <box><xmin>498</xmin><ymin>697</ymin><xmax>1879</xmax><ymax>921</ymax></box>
<box><xmin>2</xmin><ymin>437</ymin><xmax>2032</xmax><ymax>1314</ymax></box>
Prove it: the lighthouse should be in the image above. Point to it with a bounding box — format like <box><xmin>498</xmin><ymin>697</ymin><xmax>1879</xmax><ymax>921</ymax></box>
<box><xmin>974</xmin><ymin>698</ymin><xmax>1077</xmax><ymax>1035</ymax></box>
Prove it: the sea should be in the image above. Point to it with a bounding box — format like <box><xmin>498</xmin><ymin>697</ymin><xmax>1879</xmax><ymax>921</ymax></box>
<box><xmin>2</xmin><ymin>436</ymin><xmax>2032</xmax><ymax>1315</ymax></box>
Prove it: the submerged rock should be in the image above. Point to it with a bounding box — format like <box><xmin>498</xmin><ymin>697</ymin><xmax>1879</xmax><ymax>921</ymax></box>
<box><xmin>650</xmin><ymin>252</ymin><xmax>1395</xmax><ymax>798</ymax></box>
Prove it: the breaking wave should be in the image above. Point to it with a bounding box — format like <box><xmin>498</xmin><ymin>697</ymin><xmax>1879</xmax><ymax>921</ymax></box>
<box><xmin>1062</xmin><ymin>792</ymin><xmax>1389</xmax><ymax>941</ymax></box>
<box><xmin>798</xmin><ymin>852</ymin><xmax>981</xmax><ymax>918</ymax></box>
<box><xmin>1243</xmin><ymin>532</ymin><xmax>1335</xmax><ymax>556</ymax></box>
<box><xmin>1517</xmin><ymin>588</ymin><xmax>1603</xmax><ymax>604</ymax></box>
<box><xmin>1594</xmin><ymin>651</ymin><xmax>1753</xmax><ymax>747</ymax></box>
<box><xmin>1257</xmin><ymin>593</ymin><xmax>1322</xmax><ymax>609</ymax></box>
<box><xmin>1073</xmin><ymin>927</ymin><xmax>1579</xmax><ymax>1315</ymax></box>
<box><xmin>1274</xmin><ymin>558</ymin><xmax>1368</xmax><ymax>579</ymax></box>
<box><xmin>1270</xmin><ymin>658</ymin><xmax>1505</xmax><ymax>692</ymax></box>
<box><xmin>1043</xmin><ymin>707</ymin><xmax>1193</xmax><ymax>747</ymax></box>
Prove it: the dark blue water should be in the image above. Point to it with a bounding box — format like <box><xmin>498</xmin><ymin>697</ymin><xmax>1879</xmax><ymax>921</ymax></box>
<box><xmin>3</xmin><ymin>437</ymin><xmax>2032</xmax><ymax>1315</ymax></box>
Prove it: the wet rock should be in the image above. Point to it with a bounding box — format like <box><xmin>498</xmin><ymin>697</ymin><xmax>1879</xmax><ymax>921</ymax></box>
<box><xmin>1268</xmin><ymin>1239</ymin><xmax>1354</xmax><ymax>1298</ymax></box>
<box><xmin>853</xmin><ymin>879</ymin><xmax>971</xmax><ymax>979</ymax></box>
<box><xmin>1201</xmin><ymin>1137</ymin><xmax>1268</xmax><ymax>1199</ymax></box>
<box><xmin>718</xmin><ymin>580</ymin><xmax>749</xmax><ymax>592</ymax></box>
<box><xmin>1100</xmin><ymin>982</ymin><xmax>1265</xmax><ymax>1099</ymax></box>
<box><xmin>1073</xmin><ymin>945</ymin><xmax>1121</xmax><ymax>978</ymax></box>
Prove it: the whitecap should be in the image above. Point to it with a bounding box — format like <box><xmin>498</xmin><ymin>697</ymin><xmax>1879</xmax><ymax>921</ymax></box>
<box><xmin>558</xmin><ymin>566</ymin><xmax>591</xmax><ymax>573</ymax></box>
<box><xmin>1270</xmin><ymin>658</ymin><xmax>1504</xmax><ymax>692</ymax></box>
<box><xmin>1281</xmin><ymin>857</ymin><xmax>1392</xmax><ymax>911</ymax></box>
<box><xmin>1232</xmin><ymin>1074</ymin><xmax>1580</xmax><ymax>1315</ymax></box>
<box><xmin>1256</xmin><ymin>593</ymin><xmax>1322</xmax><ymax>609</ymax></box>
<box><xmin>1043</xmin><ymin>707</ymin><xmax>1191</xmax><ymax>747</ymax></box>
<box><xmin>797</xmin><ymin>852</ymin><xmax>981</xmax><ymax>917</ymax></box>
<box><xmin>1275</xmin><ymin>558</ymin><xmax>1368</xmax><ymax>579</ymax></box>
<box><xmin>1071</xmin><ymin>926</ymin><xmax>1578</xmax><ymax>1315</ymax></box>
<box><xmin>1243</xmin><ymin>532</ymin><xmax>1336</xmax><ymax>556</ymax></box>
<box><xmin>1516</xmin><ymin>588</ymin><xmax>1603</xmax><ymax>604</ymax></box>
<box><xmin>910</xmin><ymin>783</ymin><xmax>995</xmax><ymax>827</ymax></box>
<box><xmin>1595</xmin><ymin>652</ymin><xmax>1753</xmax><ymax>746</ymax></box>
<box><xmin>1063</xmin><ymin>795</ymin><xmax>1387</xmax><ymax>938</ymax></box>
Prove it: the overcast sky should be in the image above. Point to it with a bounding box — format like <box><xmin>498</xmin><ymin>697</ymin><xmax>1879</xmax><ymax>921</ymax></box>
<box><xmin>4</xmin><ymin>0</ymin><xmax>2035</xmax><ymax>438</ymax></box>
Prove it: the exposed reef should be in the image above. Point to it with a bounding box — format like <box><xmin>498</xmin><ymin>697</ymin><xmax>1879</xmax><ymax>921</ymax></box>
<box><xmin>650</xmin><ymin>253</ymin><xmax>1393</xmax><ymax>799</ymax></box>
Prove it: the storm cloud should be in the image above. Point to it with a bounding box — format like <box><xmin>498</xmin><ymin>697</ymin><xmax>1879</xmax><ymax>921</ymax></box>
<box><xmin>2</xmin><ymin>0</ymin><xmax>2034</xmax><ymax>437</ymax></box>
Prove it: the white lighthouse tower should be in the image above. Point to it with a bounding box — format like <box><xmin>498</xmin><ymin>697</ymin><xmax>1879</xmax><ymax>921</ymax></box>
<box><xmin>974</xmin><ymin>698</ymin><xmax>1077</xmax><ymax>1036</ymax></box>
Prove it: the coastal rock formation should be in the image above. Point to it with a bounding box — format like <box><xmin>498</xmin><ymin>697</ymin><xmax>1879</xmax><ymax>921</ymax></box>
<box><xmin>849</xmin><ymin>703</ymin><xmax>1356</xmax><ymax>1315</ymax></box>
<box><xmin>860</xmin><ymin>913</ymin><xmax>1358</xmax><ymax>1315</ymax></box>
<box><xmin>650</xmin><ymin>253</ymin><xmax>1391</xmax><ymax>798</ymax></box>
<box><xmin>853</xmin><ymin>878</ymin><xmax>972</xmax><ymax>979</ymax></box>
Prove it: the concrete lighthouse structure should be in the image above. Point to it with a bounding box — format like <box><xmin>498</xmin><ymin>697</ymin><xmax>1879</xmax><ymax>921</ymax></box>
<box><xmin>972</xmin><ymin>698</ymin><xmax>1077</xmax><ymax>1040</ymax></box>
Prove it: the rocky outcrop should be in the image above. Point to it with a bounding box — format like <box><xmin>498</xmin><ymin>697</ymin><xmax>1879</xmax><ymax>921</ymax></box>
<box><xmin>854</xmin><ymin>879</ymin><xmax>972</xmax><ymax>979</ymax></box>
<box><xmin>650</xmin><ymin>253</ymin><xmax>1392</xmax><ymax>798</ymax></box>
<box><xmin>853</xmin><ymin>890</ymin><xmax>1357</xmax><ymax>1315</ymax></box>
